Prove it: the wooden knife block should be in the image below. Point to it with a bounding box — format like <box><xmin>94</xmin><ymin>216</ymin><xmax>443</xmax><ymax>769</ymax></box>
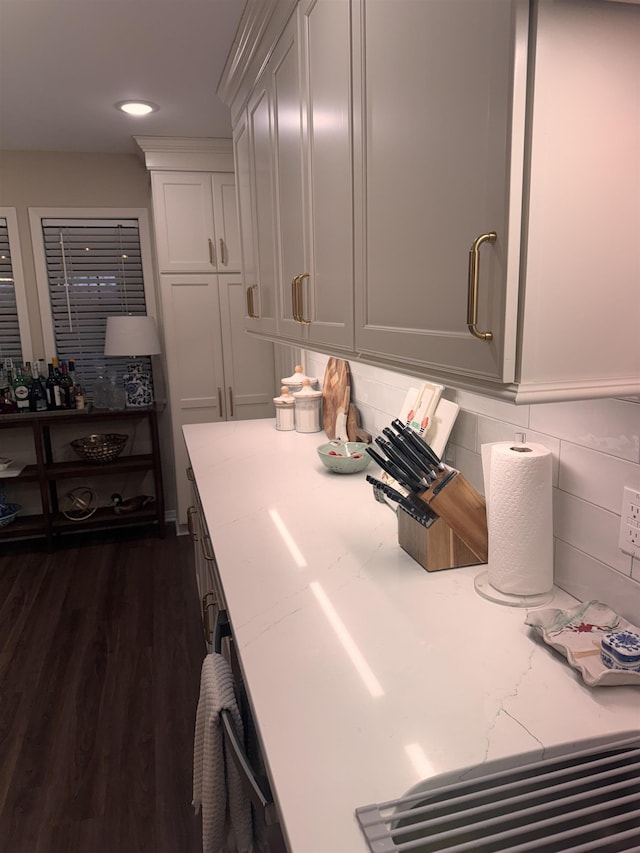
<box><xmin>397</xmin><ymin>470</ymin><xmax>488</xmax><ymax>572</ymax></box>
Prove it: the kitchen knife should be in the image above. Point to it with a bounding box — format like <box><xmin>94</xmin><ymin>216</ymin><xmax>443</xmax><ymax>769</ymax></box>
<box><xmin>365</xmin><ymin>446</ymin><xmax>424</xmax><ymax>493</ymax></box>
<box><xmin>366</xmin><ymin>475</ymin><xmax>436</xmax><ymax>527</ymax></box>
<box><xmin>374</xmin><ymin>436</ymin><xmax>430</xmax><ymax>491</ymax></box>
<box><xmin>382</xmin><ymin>427</ymin><xmax>438</xmax><ymax>480</ymax></box>
<box><xmin>391</xmin><ymin>418</ymin><xmax>445</xmax><ymax>470</ymax></box>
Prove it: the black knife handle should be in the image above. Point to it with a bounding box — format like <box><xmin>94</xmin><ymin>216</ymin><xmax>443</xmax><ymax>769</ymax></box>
<box><xmin>391</xmin><ymin>418</ymin><xmax>444</xmax><ymax>469</ymax></box>
<box><xmin>375</xmin><ymin>437</ymin><xmax>426</xmax><ymax>491</ymax></box>
<box><xmin>365</xmin><ymin>446</ymin><xmax>420</xmax><ymax>492</ymax></box>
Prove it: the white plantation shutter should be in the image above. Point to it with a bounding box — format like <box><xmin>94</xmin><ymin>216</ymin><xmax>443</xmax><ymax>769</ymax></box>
<box><xmin>40</xmin><ymin>218</ymin><xmax>152</xmax><ymax>399</ymax></box>
<box><xmin>0</xmin><ymin>216</ymin><xmax>26</xmax><ymax>363</ymax></box>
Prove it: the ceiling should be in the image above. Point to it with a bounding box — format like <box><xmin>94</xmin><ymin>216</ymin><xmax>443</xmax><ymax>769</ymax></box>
<box><xmin>0</xmin><ymin>0</ymin><xmax>246</xmax><ymax>155</ymax></box>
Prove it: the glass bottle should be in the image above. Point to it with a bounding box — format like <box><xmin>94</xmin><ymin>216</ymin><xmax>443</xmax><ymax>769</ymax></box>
<box><xmin>28</xmin><ymin>365</ymin><xmax>47</xmax><ymax>412</ymax></box>
<box><xmin>0</xmin><ymin>386</ymin><xmax>18</xmax><ymax>414</ymax></box>
<box><xmin>68</xmin><ymin>360</ymin><xmax>85</xmax><ymax>409</ymax></box>
<box><xmin>46</xmin><ymin>362</ymin><xmax>62</xmax><ymax>410</ymax></box>
<box><xmin>59</xmin><ymin>362</ymin><xmax>74</xmax><ymax>409</ymax></box>
<box><xmin>12</xmin><ymin>365</ymin><xmax>30</xmax><ymax>412</ymax></box>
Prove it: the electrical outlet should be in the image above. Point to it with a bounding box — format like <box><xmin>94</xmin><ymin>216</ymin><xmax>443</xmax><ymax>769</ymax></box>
<box><xmin>619</xmin><ymin>486</ymin><xmax>640</xmax><ymax>557</ymax></box>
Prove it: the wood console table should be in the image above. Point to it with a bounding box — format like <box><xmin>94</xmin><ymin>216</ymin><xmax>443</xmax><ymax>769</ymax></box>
<box><xmin>0</xmin><ymin>406</ymin><xmax>165</xmax><ymax>547</ymax></box>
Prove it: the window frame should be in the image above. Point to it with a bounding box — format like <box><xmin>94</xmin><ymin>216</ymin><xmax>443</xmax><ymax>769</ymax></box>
<box><xmin>0</xmin><ymin>206</ymin><xmax>34</xmax><ymax>364</ymax></box>
<box><xmin>28</xmin><ymin>206</ymin><xmax>159</xmax><ymax>366</ymax></box>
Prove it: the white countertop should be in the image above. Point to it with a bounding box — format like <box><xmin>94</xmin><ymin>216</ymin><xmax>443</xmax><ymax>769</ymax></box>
<box><xmin>183</xmin><ymin>419</ymin><xmax>639</xmax><ymax>853</ymax></box>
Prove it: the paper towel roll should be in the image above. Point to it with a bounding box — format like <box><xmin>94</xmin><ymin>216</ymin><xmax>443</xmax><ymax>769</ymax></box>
<box><xmin>482</xmin><ymin>441</ymin><xmax>553</xmax><ymax>596</ymax></box>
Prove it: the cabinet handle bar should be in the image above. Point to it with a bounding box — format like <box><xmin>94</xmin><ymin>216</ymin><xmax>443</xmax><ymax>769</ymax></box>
<box><xmin>467</xmin><ymin>232</ymin><xmax>496</xmax><ymax>342</ymax></box>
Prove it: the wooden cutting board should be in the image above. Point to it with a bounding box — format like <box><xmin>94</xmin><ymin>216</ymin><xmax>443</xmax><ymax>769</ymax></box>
<box><xmin>322</xmin><ymin>357</ymin><xmax>351</xmax><ymax>439</ymax></box>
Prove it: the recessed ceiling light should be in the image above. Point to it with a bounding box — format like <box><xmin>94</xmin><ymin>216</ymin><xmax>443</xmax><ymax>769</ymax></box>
<box><xmin>114</xmin><ymin>100</ymin><xmax>159</xmax><ymax>116</ymax></box>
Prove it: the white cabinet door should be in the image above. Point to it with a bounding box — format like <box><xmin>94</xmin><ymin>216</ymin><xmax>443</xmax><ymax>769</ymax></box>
<box><xmin>234</xmin><ymin>113</ymin><xmax>268</xmax><ymax>334</ymax></box>
<box><xmin>152</xmin><ymin>172</ymin><xmax>241</xmax><ymax>273</ymax></box>
<box><xmin>353</xmin><ymin>0</ymin><xmax>526</xmax><ymax>384</ymax></box>
<box><xmin>211</xmin><ymin>173</ymin><xmax>242</xmax><ymax>273</ymax></box>
<box><xmin>161</xmin><ymin>273</ymin><xmax>227</xmax><ymax>522</ymax></box>
<box><xmin>270</xmin><ymin>2</ymin><xmax>354</xmax><ymax>349</ymax></box>
<box><xmin>247</xmin><ymin>77</ymin><xmax>280</xmax><ymax>337</ymax></box>
<box><xmin>271</xmin><ymin>10</ymin><xmax>307</xmax><ymax>340</ymax></box>
<box><xmin>218</xmin><ymin>274</ymin><xmax>276</xmax><ymax>421</ymax></box>
<box><xmin>301</xmin><ymin>0</ymin><xmax>354</xmax><ymax>351</ymax></box>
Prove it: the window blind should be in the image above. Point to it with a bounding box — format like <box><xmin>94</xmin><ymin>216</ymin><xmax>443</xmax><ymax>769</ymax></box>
<box><xmin>40</xmin><ymin>218</ymin><xmax>151</xmax><ymax>400</ymax></box>
<box><xmin>0</xmin><ymin>217</ymin><xmax>23</xmax><ymax>364</ymax></box>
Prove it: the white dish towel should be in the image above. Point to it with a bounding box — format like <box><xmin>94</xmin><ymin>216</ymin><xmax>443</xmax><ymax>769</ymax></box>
<box><xmin>193</xmin><ymin>653</ymin><xmax>254</xmax><ymax>853</ymax></box>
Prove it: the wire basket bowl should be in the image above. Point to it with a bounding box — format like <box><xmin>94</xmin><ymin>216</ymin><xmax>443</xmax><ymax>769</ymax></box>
<box><xmin>0</xmin><ymin>502</ymin><xmax>21</xmax><ymax>528</ymax></box>
<box><xmin>70</xmin><ymin>433</ymin><xmax>128</xmax><ymax>464</ymax></box>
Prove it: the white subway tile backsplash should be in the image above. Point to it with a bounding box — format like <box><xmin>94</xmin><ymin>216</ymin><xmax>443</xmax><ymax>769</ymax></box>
<box><xmin>530</xmin><ymin>398</ymin><xmax>640</xmax><ymax>463</ymax></box>
<box><xmin>447</xmin><ymin>388</ymin><xmax>530</xmax><ymax>427</ymax></box>
<box><xmin>304</xmin><ymin>350</ymin><xmax>640</xmax><ymax>600</ymax></box>
<box><xmin>449</xmin><ymin>409</ymin><xmax>477</xmax><ymax>453</ymax></box>
<box><xmin>558</xmin><ymin>442</ymin><xmax>640</xmax><ymax>513</ymax></box>
<box><xmin>553</xmin><ymin>489</ymin><xmax>632</xmax><ymax>576</ymax></box>
<box><xmin>554</xmin><ymin>540</ymin><xmax>640</xmax><ymax>625</ymax></box>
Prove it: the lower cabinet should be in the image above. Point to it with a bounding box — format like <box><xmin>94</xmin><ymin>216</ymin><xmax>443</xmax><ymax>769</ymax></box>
<box><xmin>187</xmin><ymin>468</ymin><xmax>286</xmax><ymax>850</ymax></box>
<box><xmin>161</xmin><ymin>272</ymin><xmax>275</xmax><ymax>524</ymax></box>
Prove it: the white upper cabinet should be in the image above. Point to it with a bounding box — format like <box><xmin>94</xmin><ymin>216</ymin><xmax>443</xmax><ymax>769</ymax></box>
<box><xmin>151</xmin><ymin>171</ymin><xmax>241</xmax><ymax>273</ymax></box>
<box><xmin>352</xmin><ymin>0</ymin><xmax>526</xmax><ymax>387</ymax></box>
<box><xmin>220</xmin><ymin>0</ymin><xmax>640</xmax><ymax>403</ymax></box>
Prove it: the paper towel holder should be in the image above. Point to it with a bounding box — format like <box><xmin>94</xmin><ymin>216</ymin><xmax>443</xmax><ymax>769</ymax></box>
<box><xmin>474</xmin><ymin>571</ymin><xmax>553</xmax><ymax>608</ymax></box>
<box><xmin>475</xmin><ymin>434</ymin><xmax>554</xmax><ymax>608</ymax></box>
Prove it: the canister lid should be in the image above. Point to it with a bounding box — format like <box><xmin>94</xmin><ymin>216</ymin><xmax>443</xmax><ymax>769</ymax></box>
<box><xmin>292</xmin><ymin>378</ymin><xmax>322</xmax><ymax>398</ymax></box>
<box><xmin>281</xmin><ymin>364</ymin><xmax>318</xmax><ymax>388</ymax></box>
<box><xmin>273</xmin><ymin>385</ymin><xmax>295</xmax><ymax>406</ymax></box>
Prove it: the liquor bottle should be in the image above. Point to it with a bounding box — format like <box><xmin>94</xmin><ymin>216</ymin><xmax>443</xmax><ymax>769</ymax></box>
<box><xmin>0</xmin><ymin>386</ymin><xmax>18</xmax><ymax>414</ymax></box>
<box><xmin>68</xmin><ymin>360</ymin><xmax>85</xmax><ymax>409</ymax></box>
<box><xmin>28</xmin><ymin>365</ymin><xmax>47</xmax><ymax>412</ymax></box>
<box><xmin>59</xmin><ymin>362</ymin><xmax>74</xmax><ymax>409</ymax></box>
<box><xmin>45</xmin><ymin>363</ymin><xmax>62</xmax><ymax>410</ymax></box>
<box><xmin>12</xmin><ymin>365</ymin><xmax>30</xmax><ymax>412</ymax></box>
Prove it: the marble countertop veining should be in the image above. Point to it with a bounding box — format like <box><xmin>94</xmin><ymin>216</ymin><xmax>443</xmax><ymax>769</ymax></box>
<box><xmin>183</xmin><ymin>419</ymin><xmax>639</xmax><ymax>853</ymax></box>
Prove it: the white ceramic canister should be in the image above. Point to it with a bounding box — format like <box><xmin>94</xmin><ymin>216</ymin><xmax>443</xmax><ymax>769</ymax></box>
<box><xmin>292</xmin><ymin>379</ymin><xmax>323</xmax><ymax>433</ymax></box>
<box><xmin>273</xmin><ymin>385</ymin><xmax>296</xmax><ymax>431</ymax></box>
<box><xmin>281</xmin><ymin>365</ymin><xmax>318</xmax><ymax>395</ymax></box>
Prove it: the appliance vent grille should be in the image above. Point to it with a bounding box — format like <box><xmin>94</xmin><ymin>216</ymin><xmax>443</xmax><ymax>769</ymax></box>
<box><xmin>355</xmin><ymin>733</ymin><xmax>640</xmax><ymax>852</ymax></box>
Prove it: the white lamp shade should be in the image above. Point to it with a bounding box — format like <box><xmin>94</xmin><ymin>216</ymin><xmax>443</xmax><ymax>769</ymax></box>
<box><xmin>104</xmin><ymin>315</ymin><xmax>161</xmax><ymax>357</ymax></box>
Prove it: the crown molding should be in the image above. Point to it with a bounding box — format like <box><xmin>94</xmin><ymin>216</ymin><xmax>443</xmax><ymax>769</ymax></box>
<box><xmin>134</xmin><ymin>136</ymin><xmax>234</xmax><ymax>172</ymax></box>
<box><xmin>217</xmin><ymin>0</ymin><xmax>297</xmax><ymax>119</ymax></box>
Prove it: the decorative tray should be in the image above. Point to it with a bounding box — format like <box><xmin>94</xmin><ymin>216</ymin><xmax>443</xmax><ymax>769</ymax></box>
<box><xmin>525</xmin><ymin>600</ymin><xmax>640</xmax><ymax>687</ymax></box>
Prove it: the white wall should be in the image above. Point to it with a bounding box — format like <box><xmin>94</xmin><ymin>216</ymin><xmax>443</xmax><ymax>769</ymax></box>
<box><xmin>304</xmin><ymin>350</ymin><xmax>640</xmax><ymax>624</ymax></box>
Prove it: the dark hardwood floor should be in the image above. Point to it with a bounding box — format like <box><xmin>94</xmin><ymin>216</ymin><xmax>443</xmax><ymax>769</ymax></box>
<box><xmin>0</xmin><ymin>528</ymin><xmax>206</xmax><ymax>853</ymax></box>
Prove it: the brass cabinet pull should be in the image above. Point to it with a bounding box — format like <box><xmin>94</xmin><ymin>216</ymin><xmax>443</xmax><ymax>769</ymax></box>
<box><xmin>467</xmin><ymin>232</ymin><xmax>496</xmax><ymax>342</ymax></box>
<box><xmin>291</xmin><ymin>274</ymin><xmax>301</xmax><ymax>321</ymax></box>
<box><xmin>220</xmin><ymin>238</ymin><xmax>225</xmax><ymax>266</ymax></box>
<box><xmin>217</xmin><ymin>386</ymin><xmax>224</xmax><ymax>417</ymax></box>
<box><xmin>186</xmin><ymin>466</ymin><xmax>195</xmax><ymax>482</ymax></box>
<box><xmin>298</xmin><ymin>273</ymin><xmax>311</xmax><ymax>325</ymax></box>
<box><xmin>202</xmin><ymin>591</ymin><xmax>216</xmax><ymax>638</ymax></box>
<box><xmin>228</xmin><ymin>387</ymin><xmax>234</xmax><ymax>418</ymax></box>
<box><xmin>201</xmin><ymin>532</ymin><xmax>216</xmax><ymax>562</ymax></box>
<box><xmin>187</xmin><ymin>505</ymin><xmax>198</xmax><ymax>539</ymax></box>
<box><xmin>208</xmin><ymin>238</ymin><xmax>216</xmax><ymax>266</ymax></box>
<box><xmin>247</xmin><ymin>284</ymin><xmax>259</xmax><ymax>319</ymax></box>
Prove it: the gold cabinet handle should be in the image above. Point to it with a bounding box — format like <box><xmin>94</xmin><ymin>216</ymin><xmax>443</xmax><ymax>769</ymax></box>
<box><xmin>218</xmin><ymin>386</ymin><xmax>224</xmax><ymax>417</ymax></box>
<box><xmin>201</xmin><ymin>533</ymin><xmax>215</xmax><ymax>562</ymax></box>
<box><xmin>298</xmin><ymin>273</ymin><xmax>311</xmax><ymax>325</ymax></box>
<box><xmin>291</xmin><ymin>274</ymin><xmax>301</xmax><ymax>321</ymax></box>
<box><xmin>228</xmin><ymin>386</ymin><xmax>234</xmax><ymax>418</ymax></box>
<box><xmin>247</xmin><ymin>284</ymin><xmax>259</xmax><ymax>319</ymax></box>
<box><xmin>467</xmin><ymin>232</ymin><xmax>496</xmax><ymax>341</ymax></box>
<box><xmin>220</xmin><ymin>238</ymin><xmax>225</xmax><ymax>266</ymax></box>
<box><xmin>187</xmin><ymin>505</ymin><xmax>198</xmax><ymax>540</ymax></box>
<box><xmin>202</xmin><ymin>592</ymin><xmax>216</xmax><ymax>638</ymax></box>
<box><xmin>186</xmin><ymin>466</ymin><xmax>195</xmax><ymax>482</ymax></box>
<box><xmin>208</xmin><ymin>238</ymin><xmax>216</xmax><ymax>266</ymax></box>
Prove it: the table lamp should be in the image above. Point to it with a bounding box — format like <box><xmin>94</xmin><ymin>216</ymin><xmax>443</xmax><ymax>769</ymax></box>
<box><xmin>104</xmin><ymin>315</ymin><xmax>162</xmax><ymax>408</ymax></box>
